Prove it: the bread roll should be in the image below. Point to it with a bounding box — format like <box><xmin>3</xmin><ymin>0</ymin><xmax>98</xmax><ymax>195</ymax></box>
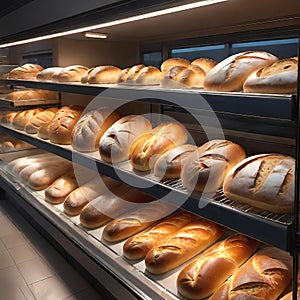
<box><xmin>8</xmin><ymin>64</ymin><xmax>44</xmax><ymax>80</ymax></box>
<box><xmin>36</xmin><ymin>67</ymin><xmax>64</xmax><ymax>81</ymax></box>
<box><xmin>130</xmin><ymin>122</ymin><xmax>188</xmax><ymax>171</ymax></box>
<box><xmin>38</xmin><ymin>121</ymin><xmax>51</xmax><ymax>139</ymax></box>
<box><xmin>72</xmin><ymin>107</ymin><xmax>121</xmax><ymax>152</ymax></box>
<box><xmin>154</xmin><ymin>144</ymin><xmax>197</xmax><ymax>179</ymax></box>
<box><xmin>160</xmin><ymin>57</ymin><xmax>190</xmax><ymax>72</ymax></box>
<box><xmin>204</xmin><ymin>51</ymin><xmax>278</xmax><ymax>92</ymax></box>
<box><xmin>123</xmin><ymin>211</ymin><xmax>195</xmax><ymax>260</ymax></box>
<box><xmin>99</xmin><ymin>115</ymin><xmax>152</xmax><ymax>163</ymax></box>
<box><xmin>209</xmin><ymin>247</ymin><xmax>292</xmax><ymax>300</ymax></box>
<box><xmin>44</xmin><ymin>171</ymin><xmax>78</xmax><ymax>204</ymax></box>
<box><xmin>1</xmin><ymin>111</ymin><xmax>18</xmax><ymax>123</ymax></box>
<box><xmin>63</xmin><ymin>176</ymin><xmax>120</xmax><ymax>216</ymax></box>
<box><xmin>192</xmin><ymin>58</ymin><xmax>218</xmax><ymax>74</ymax></box>
<box><xmin>55</xmin><ymin>65</ymin><xmax>89</xmax><ymax>82</ymax></box>
<box><xmin>103</xmin><ymin>201</ymin><xmax>175</xmax><ymax>242</ymax></box>
<box><xmin>145</xmin><ymin>219</ymin><xmax>225</xmax><ymax>274</ymax></box>
<box><xmin>135</xmin><ymin>66</ymin><xmax>161</xmax><ymax>85</ymax></box>
<box><xmin>12</xmin><ymin>108</ymin><xmax>44</xmax><ymax>130</ymax></box>
<box><xmin>118</xmin><ymin>68</ymin><xmax>130</xmax><ymax>83</ymax></box>
<box><xmin>243</xmin><ymin>57</ymin><xmax>298</xmax><ymax>94</ymax></box>
<box><xmin>49</xmin><ymin>105</ymin><xmax>84</xmax><ymax>144</ymax></box>
<box><xmin>177</xmin><ymin>234</ymin><xmax>260</xmax><ymax>299</ymax></box>
<box><xmin>223</xmin><ymin>153</ymin><xmax>295</xmax><ymax>213</ymax></box>
<box><xmin>25</xmin><ymin>108</ymin><xmax>58</xmax><ymax>134</ymax></box>
<box><xmin>5</xmin><ymin>89</ymin><xmax>58</xmax><ymax>101</ymax></box>
<box><xmin>181</xmin><ymin>140</ymin><xmax>246</xmax><ymax>193</ymax></box>
<box><xmin>79</xmin><ymin>187</ymin><xmax>154</xmax><ymax>229</ymax></box>
<box><xmin>86</xmin><ymin>66</ymin><xmax>122</xmax><ymax>84</ymax></box>
<box><xmin>124</xmin><ymin>64</ymin><xmax>145</xmax><ymax>82</ymax></box>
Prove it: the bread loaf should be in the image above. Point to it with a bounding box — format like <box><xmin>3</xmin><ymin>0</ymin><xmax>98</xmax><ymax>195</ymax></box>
<box><xmin>130</xmin><ymin>122</ymin><xmax>188</xmax><ymax>171</ymax></box>
<box><xmin>63</xmin><ymin>176</ymin><xmax>120</xmax><ymax>215</ymax></box>
<box><xmin>25</xmin><ymin>108</ymin><xmax>58</xmax><ymax>134</ymax></box>
<box><xmin>209</xmin><ymin>247</ymin><xmax>292</xmax><ymax>300</ymax></box>
<box><xmin>85</xmin><ymin>66</ymin><xmax>122</xmax><ymax>84</ymax></box>
<box><xmin>135</xmin><ymin>66</ymin><xmax>161</xmax><ymax>85</ymax></box>
<box><xmin>99</xmin><ymin>115</ymin><xmax>152</xmax><ymax>163</ymax></box>
<box><xmin>12</xmin><ymin>108</ymin><xmax>44</xmax><ymax>130</ymax></box>
<box><xmin>8</xmin><ymin>64</ymin><xmax>44</xmax><ymax>80</ymax></box>
<box><xmin>38</xmin><ymin>121</ymin><xmax>51</xmax><ymax>139</ymax></box>
<box><xmin>123</xmin><ymin>211</ymin><xmax>195</xmax><ymax>260</ymax></box>
<box><xmin>124</xmin><ymin>64</ymin><xmax>145</xmax><ymax>82</ymax></box>
<box><xmin>192</xmin><ymin>58</ymin><xmax>218</xmax><ymax>75</ymax></box>
<box><xmin>177</xmin><ymin>234</ymin><xmax>260</xmax><ymax>299</ymax></box>
<box><xmin>145</xmin><ymin>219</ymin><xmax>225</xmax><ymax>274</ymax></box>
<box><xmin>81</xmin><ymin>67</ymin><xmax>95</xmax><ymax>83</ymax></box>
<box><xmin>243</xmin><ymin>57</ymin><xmax>298</xmax><ymax>94</ymax></box>
<box><xmin>49</xmin><ymin>105</ymin><xmax>84</xmax><ymax>144</ymax></box>
<box><xmin>45</xmin><ymin>170</ymin><xmax>78</xmax><ymax>204</ymax></box>
<box><xmin>204</xmin><ymin>51</ymin><xmax>278</xmax><ymax>92</ymax></box>
<box><xmin>1</xmin><ymin>111</ymin><xmax>18</xmax><ymax>123</ymax></box>
<box><xmin>55</xmin><ymin>65</ymin><xmax>89</xmax><ymax>82</ymax></box>
<box><xmin>79</xmin><ymin>187</ymin><xmax>154</xmax><ymax>229</ymax></box>
<box><xmin>36</xmin><ymin>67</ymin><xmax>64</xmax><ymax>81</ymax></box>
<box><xmin>103</xmin><ymin>201</ymin><xmax>175</xmax><ymax>242</ymax></box>
<box><xmin>71</xmin><ymin>107</ymin><xmax>121</xmax><ymax>152</ymax></box>
<box><xmin>153</xmin><ymin>144</ymin><xmax>197</xmax><ymax>179</ymax></box>
<box><xmin>5</xmin><ymin>89</ymin><xmax>58</xmax><ymax>101</ymax></box>
<box><xmin>160</xmin><ymin>58</ymin><xmax>191</xmax><ymax>72</ymax></box>
<box><xmin>118</xmin><ymin>68</ymin><xmax>130</xmax><ymax>83</ymax></box>
<box><xmin>223</xmin><ymin>153</ymin><xmax>295</xmax><ymax>213</ymax></box>
<box><xmin>0</xmin><ymin>134</ymin><xmax>34</xmax><ymax>152</ymax></box>
<box><xmin>181</xmin><ymin>140</ymin><xmax>246</xmax><ymax>193</ymax></box>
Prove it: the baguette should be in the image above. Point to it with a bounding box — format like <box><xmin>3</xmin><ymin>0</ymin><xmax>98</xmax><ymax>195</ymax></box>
<box><xmin>209</xmin><ymin>247</ymin><xmax>292</xmax><ymax>300</ymax></box>
<box><xmin>103</xmin><ymin>201</ymin><xmax>175</xmax><ymax>242</ymax></box>
<box><xmin>145</xmin><ymin>219</ymin><xmax>225</xmax><ymax>274</ymax></box>
<box><xmin>123</xmin><ymin>211</ymin><xmax>196</xmax><ymax>260</ymax></box>
<box><xmin>177</xmin><ymin>234</ymin><xmax>260</xmax><ymax>299</ymax></box>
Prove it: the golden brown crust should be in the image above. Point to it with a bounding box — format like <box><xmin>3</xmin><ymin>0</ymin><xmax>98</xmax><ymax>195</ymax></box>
<box><xmin>86</xmin><ymin>66</ymin><xmax>122</xmax><ymax>84</ymax></box>
<box><xmin>55</xmin><ymin>65</ymin><xmax>89</xmax><ymax>82</ymax></box>
<box><xmin>135</xmin><ymin>66</ymin><xmax>161</xmax><ymax>85</ymax></box>
<box><xmin>5</xmin><ymin>89</ymin><xmax>58</xmax><ymax>101</ymax></box>
<box><xmin>8</xmin><ymin>64</ymin><xmax>44</xmax><ymax>80</ymax></box>
<box><xmin>192</xmin><ymin>58</ymin><xmax>218</xmax><ymax>74</ymax></box>
<box><xmin>12</xmin><ymin>108</ymin><xmax>44</xmax><ymax>130</ymax></box>
<box><xmin>160</xmin><ymin>57</ymin><xmax>191</xmax><ymax>72</ymax></box>
<box><xmin>36</xmin><ymin>67</ymin><xmax>64</xmax><ymax>81</ymax></box>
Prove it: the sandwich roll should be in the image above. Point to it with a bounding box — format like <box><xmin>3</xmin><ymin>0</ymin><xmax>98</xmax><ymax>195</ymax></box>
<box><xmin>181</xmin><ymin>140</ymin><xmax>246</xmax><ymax>193</ymax></box>
<box><xmin>223</xmin><ymin>153</ymin><xmax>295</xmax><ymax>213</ymax></box>
<box><xmin>8</xmin><ymin>64</ymin><xmax>44</xmax><ymax>80</ymax></box>
<box><xmin>123</xmin><ymin>211</ymin><xmax>196</xmax><ymax>260</ymax></box>
<box><xmin>177</xmin><ymin>234</ymin><xmax>260</xmax><ymax>299</ymax></box>
<box><xmin>145</xmin><ymin>219</ymin><xmax>225</xmax><ymax>274</ymax></box>
<box><xmin>209</xmin><ymin>247</ymin><xmax>292</xmax><ymax>300</ymax></box>
<box><xmin>99</xmin><ymin>114</ymin><xmax>152</xmax><ymax>163</ymax></box>
<box><xmin>103</xmin><ymin>201</ymin><xmax>175</xmax><ymax>242</ymax></box>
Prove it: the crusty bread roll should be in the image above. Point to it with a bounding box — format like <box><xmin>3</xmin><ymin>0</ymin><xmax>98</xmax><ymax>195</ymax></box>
<box><xmin>49</xmin><ymin>105</ymin><xmax>84</xmax><ymax>144</ymax></box>
<box><xmin>5</xmin><ymin>89</ymin><xmax>58</xmax><ymax>101</ymax></box>
<box><xmin>153</xmin><ymin>144</ymin><xmax>197</xmax><ymax>179</ymax></box>
<box><xmin>123</xmin><ymin>64</ymin><xmax>145</xmax><ymax>82</ymax></box>
<box><xmin>85</xmin><ymin>66</ymin><xmax>122</xmax><ymax>84</ymax></box>
<box><xmin>102</xmin><ymin>201</ymin><xmax>175</xmax><ymax>242</ymax></box>
<box><xmin>79</xmin><ymin>186</ymin><xmax>154</xmax><ymax>229</ymax></box>
<box><xmin>243</xmin><ymin>57</ymin><xmax>298</xmax><ymax>94</ymax></box>
<box><xmin>99</xmin><ymin>115</ymin><xmax>152</xmax><ymax>163</ymax></box>
<box><xmin>177</xmin><ymin>234</ymin><xmax>260</xmax><ymax>299</ymax></box>
<box><xmin>12</xmin><ymin>108</ymin><xmax>44</xmax><ymax>130</ymax></box>
<box><xmin>192</xmin><ymin>58</ymin><xmax>218</xmax><ymax>75</ymax></box>
<box><xmin>145</xmin><ymin>219</ymin><xmax>225</xmax><ymax>274</ymax></box>
<box><xmin>118</xmin><ymin>68</ymin><xmax>130</xmax><ymax>83</ymax></box>
<box><xmin>63</xmin><ymin>176</ymin><xmax>120</xmax><ymax>216</ymax></box>
<box><xmin>204</xmin><ymin>51</ymin><xmax>278</xmax><ymax>92</ymax></box>
<box><xmin>160</xmin><ymin>57</ymin><xmax>190</xmax><ymax>72</ymax></box>
<box><xmin>223</xmin><ymin>153</ymin><xmax>295</xmax><ymax>213</ymax></box>
<box><xmin>8</xmin><ymin>64</ymin><xmax>44</xmax><ymax>80</ymax></box>
<box><xmin>25</xmin><ymin>108</ymin><xmax>58</xmax><ymax>134</ymax></box>
<box><xmin>44</xmin><ymin>170</ymin><xmax>78</xmax><ymax>204</ymax></box>
<box><xmin>36</xmin><ymin>67</ymin><xmax>64</xmax><ymax>81</ymax></box>
<box><xmin>123</xmin><ymin>211</ymin><xmax>195</xmax><ymax>260</ymax></box>
<box><xmin>130</xmin><ymin>122</ymin><xmax>188</xmax><ymax>171</ymax></box>
<box><xmin>1</xmin><ymin>111</ymin><xmax>18</xmax><ymax>123</ymax></box>
<box><xmin>72</xmin><ymin>107</ymin><xmax>121</xmax><ymax>152</ymax></box>
<box><xmin>181</xmin><ymin>140</ymin><xmax>246</xmax><ymax>193</ymax></box>
<box><xmin>209</xmin><ymin>247</ymin><xmax>292</xmax><ymax>300</ymax></box>
<box><xmin>55</xmin><ymin>65</ymin><xmax>89</xmax><ymax>82</ymax></box>
<box><xmin>135</xmin><ymin>66</ymin><xmax>161</xmax><ymax>85</ymax></box>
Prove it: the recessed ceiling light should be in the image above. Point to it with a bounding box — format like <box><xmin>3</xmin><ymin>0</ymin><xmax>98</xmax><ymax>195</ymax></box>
<box><xmin>84</xmin><ymin>32</ymin><xmax>108</xmax><ymax>39</ymax></box>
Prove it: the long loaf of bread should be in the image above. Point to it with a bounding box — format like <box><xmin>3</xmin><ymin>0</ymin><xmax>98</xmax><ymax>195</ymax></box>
<box><xmin>145</xmin><ymin>219</ymin><xmax>225</xmax><ymax>274</ymax></box>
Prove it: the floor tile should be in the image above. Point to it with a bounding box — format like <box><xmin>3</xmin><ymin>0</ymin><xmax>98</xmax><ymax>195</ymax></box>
<box><xmin>19</xmin><ymin>285</ymin><xmax>36</xmax><ymax>300</ymax></box>
<box><xmin>17</xmin><ymin>256</ymin><xmax>55</xmax><ymax>285</ymax></box>
<box><xmin>1</xmin><ymin>231</ymin><xmax>27</xmax><ymax>249</ymax></box>
<box><xmin>0</xmin><ymin>249</ymin><xmax>15</xmax><ymax>269</ymax></box>
<box><xmin>9</xmin><ymin>243</ymin><xmax>38</xmax><ymax>264</ymax></box>
<box><xmin>64</xmin><ymin>287</ymin><xmax>103</xmax><ymax>300</ymax></box>
<box><xmin>0</xmin><ymin>265</ymin><xmax>27</xmax><ymax>288</ymax></box>
<box><xmin>0</xmin><ymin>238</ymin><xmax>6</xmax><ymax>251</ymax></box>
<box><xmin>0</xmin><ymin>221</ymin><xmax>18</xmax><ymax>237</ymax></box>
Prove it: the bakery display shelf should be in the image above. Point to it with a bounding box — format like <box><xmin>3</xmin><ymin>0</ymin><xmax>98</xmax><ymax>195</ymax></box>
<box><xmin>0</xmin><ymin>78</ymin><xmax>296</xmax><ymax>121</ymax></box>
<box><xmin>0</xmin><ymin>96</ymin><xmax>60</xmax><ymax>108</ymax></box>
<box><xmin>0</xmin><ymin>123</ymin><xmax>293</xmax><ymax>251</ymax></box>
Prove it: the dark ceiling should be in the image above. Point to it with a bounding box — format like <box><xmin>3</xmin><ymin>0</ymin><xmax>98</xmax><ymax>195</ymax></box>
<box><xmin>0</xmin><ymin>0</ymin><xmax>34</xmax><ymax>18</ymax></box>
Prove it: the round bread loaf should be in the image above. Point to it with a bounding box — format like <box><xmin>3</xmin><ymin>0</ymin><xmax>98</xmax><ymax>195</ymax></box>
<box><xmin>130</xmin><ymin>122</ymin><xmax>188</xmax><ymax>171</ymax></box>
<box><xmin>160</xmin><ymin>57</ymin><xmax>191</xmax><ymax>72</ymax></box>
<box><xmin>124</xmin><ymin>64</ymin><xmax>145</xmax><ymax>82</ymax></box>
<box><xmin>8</xmin><ymin>64</ymin><xmax>44</xmax><ymax>80</ymax></box>
<box><xmin>72</xmin><ymin>107</ymin><xmax>121</xmax><ymax>152</ymax></box>
<box><xmin>135</xmin><ymin>66</ymin><xmax>161</xmax><ymax>85</ymax></box>
<box><xmin>99</xmin><ymin>114</ymin><xmax>152</xmax><ymax>163</ymax></box>
<box><xmin>204</xmin><ymin>51</ymin><xmax>278</xmax><ymax>92</ymax></box>
<box><xmin>49</xmin><ymin>105</ymin><xmax>84</xmax><ymax>144</ymax></box>
<box><xmin>181</xmin><ymin>140</ymin><xmax>246</xmax><ymax>193</ymax></box>
<box><xmin>243</xmin><ymin>57</ymin><xmax>298</xmax><ymax>94</ymax></box>
<box><xmin>192</xmin><ymin>58</ymin><xmax>218</xmax><ymax>74</ymax></box>
<box><xmin>86</xmin><ymin>66</ymin><xmax>122</xmax><ymax>84</ymax></box>
<box><xmin>36</xmin><ymin>67</ymin><xmax>64</xmax><ymax>81</ymax></box>
<box><xmin>223</xmin><ymin>153</ymin><xmax>295</xmax><ymax>213</ymax></box>
<box><xmin>12</xmin><ymin>108</ymin><xmax>44</xmax><ymax>130</ymax></box>
<box><xmin>153</xmin><ymin>144</ymin><xmax>197</xmax><ymax>179</ymax></box>
<box><xmin>55</xmin><ymin>65</ymin><xmax>89</xmax><ymax>82</ymax></box>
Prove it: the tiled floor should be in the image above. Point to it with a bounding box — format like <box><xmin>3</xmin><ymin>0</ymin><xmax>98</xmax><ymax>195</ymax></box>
<box><xmin>0</xmin><ymin>199</ymin><xmax>106</xmax><ymax>300</ymax></box>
